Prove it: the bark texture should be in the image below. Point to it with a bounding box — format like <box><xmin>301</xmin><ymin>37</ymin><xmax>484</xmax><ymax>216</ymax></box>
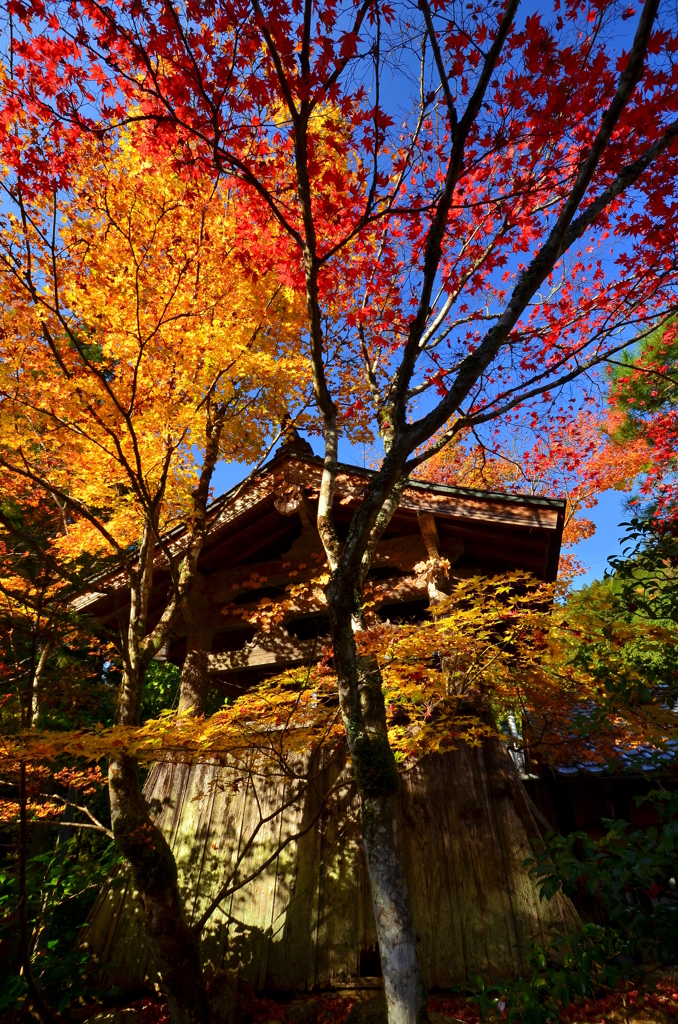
<box><xmin>362</xmin><ymin>791</ymin><xmax>426</xmax><ymax>1024</ymax></box>
<box><xmin>329</xmin><ymin>582</ymin><xmax>427</xmax><ymax>1024</ymax></box>
<box><xmin>354</xmin><ymin>657</ymin><xmax>427</xmax><ymax>1024</ymax></box>
<box><xmin>109</xmin><ymin>753</ymin><xmax>209</xmax><ymax>1024</ymax></box>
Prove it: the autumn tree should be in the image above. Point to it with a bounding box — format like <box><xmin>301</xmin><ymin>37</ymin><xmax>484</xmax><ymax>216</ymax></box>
<box><xmin>4</xmin><ymin>1</ymin><xmax>678</xmax><ymax>1020</ymax></box>
<box><xmin>421</xmin><ymin>405</ymin><xmax>650</xmax><ymax>579</ymax></box>
<box><xmin>0</xmin><ymin>483</ymin><xmax>75</xmax><ymax>730</ymax></box>
<box><xmin>0</xmin><ymin>475</ymin><xmax>117</xmax><ymax>1019</ymax></box>
<box><xmin>0</xmin><ymin>129</ymin><xmax>307</xmax><ymax>1023</ymax></box>
<box><xmin>480</xmin><ymin>510</ymin><xmax>678</xmax><ymax>799</ymax></box>
<box><xmin>607</xmin><ymin>317</ymin><xmax>678</xmax><ymax>519</ymax></box>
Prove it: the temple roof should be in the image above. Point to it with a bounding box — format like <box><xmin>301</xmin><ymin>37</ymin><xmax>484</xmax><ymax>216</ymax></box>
<box><xmin>77</xmin><ymin>448</ymin><xmax>566</xmax><ymax>604</ymax></box>
<box><xmin>75</xmin><ymin>449</ymin><xmax>567</xmax><ymax>690</ymax></box>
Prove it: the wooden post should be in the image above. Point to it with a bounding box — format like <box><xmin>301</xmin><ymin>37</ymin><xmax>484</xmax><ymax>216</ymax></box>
<box><xmin>178</xmin><ymin>574</ymin><xmax>213</xmax><ymax>716</ymax></box>
<box><xmin>416</xmin><ymin>512</ymin><xmax>450</xmax><ymax>605</ymax></box>
<box><xmin>417</xmin><ymin>512</ymin><xmax>440</xmax><ymax>559</ymax></box>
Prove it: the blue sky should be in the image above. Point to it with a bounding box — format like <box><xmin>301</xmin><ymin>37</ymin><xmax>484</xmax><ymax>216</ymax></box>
<box><xmin>569</xmin><ymin>488</ymin><xmax>631</xmax><ymax>589</ymax></box>
<box><xmin>205</xmin><ymin>2</ymin><xmax>649</xmax><ymax>594</ymax></box>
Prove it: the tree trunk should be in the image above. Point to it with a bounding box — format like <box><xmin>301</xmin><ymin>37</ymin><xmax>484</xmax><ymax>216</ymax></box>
<box><xmin>111</xmin><ymin>530</ymin><xmax>211</xmax><ymax>1024</ymax></box>
<box><xmin>30</xmin><ymin>643</ymin><xmax>50</xmax><ymax>728</ymax></box>
<box><xmin>109</xmin><ymin>752</ymin><xmax>209</xmax><ymax>1024</ymax></box>
<box><xmin>330</xmin><ymin>589</ymin><xmax>427</xmax><ymax>1024</ymax></box>
<box><xmin>361</xmin><ymin>787</ymin><xmax>427</xmax><ymax>1024</ymax></box>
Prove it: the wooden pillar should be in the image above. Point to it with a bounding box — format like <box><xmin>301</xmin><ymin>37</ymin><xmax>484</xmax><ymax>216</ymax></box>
<box><xmin>417</xmin><ymin>512</ymin><xmax>450</xmax><ymax>604</ymax></box>
<box><xmin>417</xmin><ymin>512</ymin><xmax>440</xmax><ymax>558</ymax></box>
<box><xmin>178</xmin><ymin>574</ymin><xmax>213</xmax><ymax>716</ymax></box>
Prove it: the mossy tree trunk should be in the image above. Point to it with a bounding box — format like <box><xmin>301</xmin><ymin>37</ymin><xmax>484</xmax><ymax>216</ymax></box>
<box><xmin>108</xmin><ymin>421</ymin><xmax>226</xmax><ymax>1024</ymax></box>
<box><xmin>328</xmin><ymin>583</ymin><xmax>427</xmax><ymax>1024</ymax></box>
<box><xmin>109</xmin><ymin>521</ymin><xmax>211</xmax><ymax>1024</ymax></box>
<box><xmin>109</xmin><ymin>752</ymin><xmax>209</xmax><ymax>1024</ymax></box>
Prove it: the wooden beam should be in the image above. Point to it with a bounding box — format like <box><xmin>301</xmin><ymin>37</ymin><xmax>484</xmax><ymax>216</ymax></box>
<box><xmin>374</xmin><ymin>534</ymin><xmax>428</xmax><ymax>570</ymax></box>
<box><xmin>403</xmin><ymin>491</ymin><xmax>560</xmax><ymax>530</ymax></box>
<box><xmin>282</xmin><ymin>457</ymin><xmax>563</xmax><ymax>530</ymax></box>
<box><xmin>218</xmin><ymin>588</ymin><xmax>326</xmax><ymax>630</ymax></box>
<box><xmin>73</xmin><ymin>455</ymin><xmax>564</xmax><ymax>622</ymax></box>
<box><xmin>208</xmin><ymin>628</ymin><xmax>319</xmax><ymax>673</ymax></box>
<box><xmin>209</xmin><ymin>534</ymin><xmax>429</xmax><ymax>605</ymax></box>
<box><xmin>208</xmin><ymin>557</ymin><xmax>324</xmax><ymax>604</ymax></box>
<box><xmin>202</xmin><ymin>507</ymin><xmax>298</xmax><ymax>570</ymax></box>
<box><xmin>217</xmin><ymin>575</ymin><xmax>431</xmax><ymax>631</ymax></box>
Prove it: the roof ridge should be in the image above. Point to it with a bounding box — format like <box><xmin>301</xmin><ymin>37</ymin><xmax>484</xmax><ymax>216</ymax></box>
<box><xmin>204</xmin><ymin>448</ymin><xmax>567</xmax><ymax>516</ymax></box>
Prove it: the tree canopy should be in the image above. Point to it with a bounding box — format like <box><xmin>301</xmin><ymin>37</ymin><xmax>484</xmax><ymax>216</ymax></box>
<box><xmin>2</xmin><ymin>1</ymin><xmax>678</xmax><ymax>1021</ymax></box>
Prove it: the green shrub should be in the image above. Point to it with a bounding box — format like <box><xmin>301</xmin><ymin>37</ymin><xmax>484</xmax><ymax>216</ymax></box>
<box><xmin>469</xmin><ymin>788</ymin><xmax>678</xmax><ymax>1022</ymax></box>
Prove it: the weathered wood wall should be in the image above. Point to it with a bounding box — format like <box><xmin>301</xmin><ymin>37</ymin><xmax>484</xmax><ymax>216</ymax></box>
<box><xmin>82</xmin><ymin>742</ymin><xmax>576</xmax><ymax>993</ymax></box>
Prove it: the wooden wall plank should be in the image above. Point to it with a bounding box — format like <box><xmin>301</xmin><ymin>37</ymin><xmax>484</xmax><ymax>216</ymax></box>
<box><xmin>275</xmin><ymin>755</ymin><xmax>325</xmax><ymax>991</ymax></box>
<box><xmin>400</xmin><ymin>755</ymin><xmax>466</xmax><ymax>988</ymax></box>
<box><xmin>222</xmin><ymin>770</ymin><xmax>289</xmax><ymax>987</ymax></box>
<box><xmin>84</xmin><ymin>746</ymin><xmax>578</xmax><ymax>995</ymax></box>
<box><xmin>261</xmin><ymin>757</ymin><xmax>313</xmax><ymax>991</ymax></box>
<box><xmin>199</xmin><ymin>765</ymin><xmax>252</xmax><ymax>977</ymax></box>
<box><xmin>314</xmin><ymin>763</ymin><xmax>362</xmax><ymax>988</ymax></box>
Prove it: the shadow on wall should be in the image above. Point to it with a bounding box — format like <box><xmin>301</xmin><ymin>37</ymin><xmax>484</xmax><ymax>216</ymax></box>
<box><xmin>81</xmin><ymin>740</ymin><xmax>578</xmax><ymax>993</ymax></box>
